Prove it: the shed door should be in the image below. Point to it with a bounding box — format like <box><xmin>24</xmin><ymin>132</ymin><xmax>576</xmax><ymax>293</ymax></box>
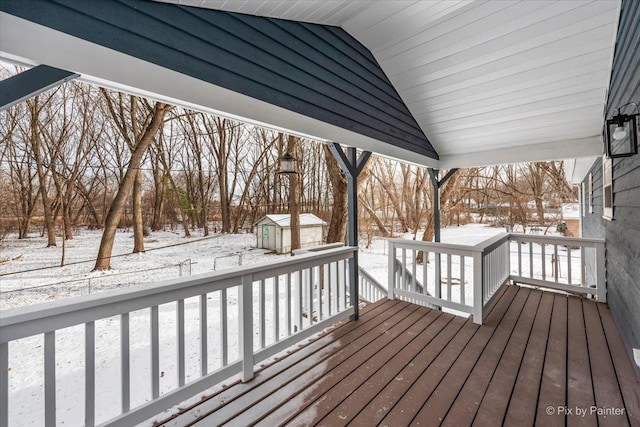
<box><xmin>263</xmin><ymin>225</ymin><xmax>276</xmax><ymax>250</ymax></box>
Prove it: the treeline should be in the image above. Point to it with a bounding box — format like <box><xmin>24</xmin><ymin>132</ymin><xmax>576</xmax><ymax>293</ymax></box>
<box><xmin>0</xmin><ymin>64</ymin><xmax>576</xmax><ymax>269</ymax></box>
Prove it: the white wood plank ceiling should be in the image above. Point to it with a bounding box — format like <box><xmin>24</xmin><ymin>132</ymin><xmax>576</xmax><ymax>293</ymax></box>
<box><xmin>159</xmin><ymin>0</ymin><xmax>621</xmax><ymax>167</ymax></box>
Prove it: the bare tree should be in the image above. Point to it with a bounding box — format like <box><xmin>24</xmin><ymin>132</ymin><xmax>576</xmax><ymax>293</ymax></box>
<box><xmin>94</xmin><ymin>91</ymin><xmax>171</xmax><ymax>270</ymax></box>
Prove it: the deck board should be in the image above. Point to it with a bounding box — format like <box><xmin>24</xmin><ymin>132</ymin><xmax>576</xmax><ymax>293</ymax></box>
<box><xmin>536</xmin><ymin>293</ymin><xmax>568</xmax><ymax>427</ymax></box>
<box><xmin>439</xmin><ymin>287</ymin><xmax>533</xmax><ymax>427</ymax></box>
<box><xmin>157</xmin><ymin>285</ymin><xmax>640</xmax><ymax>427</ymax></box>
<box><xmin>503</xmin><ymin>291</ymin><xmax>553</xmax><ymax>426</ymax></box>
<box><xmin>566</xmin><ymin>296</ymin><xmax>597</xmax><ymax>427</ymax></box>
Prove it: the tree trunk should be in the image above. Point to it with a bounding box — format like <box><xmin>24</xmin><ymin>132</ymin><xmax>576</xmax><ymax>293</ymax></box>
<box><xmin>286</xmin><ymin>135</ymin><xmax>301</xmax><ymax>252</ymax></box>
<box><xmin>94</xmin><ymin>101</ymin><xmax>170</xmax><ymax>270</ymax></box>
<box><xmin>359</xmin><ymin>195</ymin><xmax>390</xmax><ymax>237</ymax></box>
<box><xmin>132</xmin><ymin>169</ymin><xmax>145</xmax><ymax>253</ymax></box>
<box><xmin>29</xmin><ymin>97</ymin><xmax>57</xmax><ymax>247</ymax></box>
<box><xmin>323</xmin><ymin>145</ymin><xmax>347</xmax><ymax>243</ymax></box>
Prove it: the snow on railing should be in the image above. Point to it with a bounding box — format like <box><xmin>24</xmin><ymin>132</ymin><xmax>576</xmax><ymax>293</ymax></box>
<box><xmin>0</xmin><ymin>247</ymin><xmax>355</xmax><ymax>427</ymax></box>
<box><xmin>388</xmin><ymin>234</ymin><xmax>605</xmax><ymax>325</ymax></box>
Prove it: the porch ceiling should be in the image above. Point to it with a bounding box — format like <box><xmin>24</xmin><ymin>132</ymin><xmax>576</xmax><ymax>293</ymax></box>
<box><xmin>159</xmin><ymin>0</ymin><xmax>620</xmax><ymax>168</ymax></box>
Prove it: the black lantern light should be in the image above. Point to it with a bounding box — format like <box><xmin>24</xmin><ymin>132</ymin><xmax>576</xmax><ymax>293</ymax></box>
<box><xmin>606</xmin><ymin>102</ymin><xmax>638</xmax><ymax>158</ymax></box>
<box><xmin>278</xmin><ymin>152</ymin><xmax>297</xmax><ymax>174</ymax></box>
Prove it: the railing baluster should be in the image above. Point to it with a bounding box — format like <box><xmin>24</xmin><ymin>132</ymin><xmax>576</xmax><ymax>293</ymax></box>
<box><xmin>595</xmin><ymin>242</ymin><xmax>606</xmax><ymax>302</ymax></box>
<box><xmin>517</xmin><ymin>240</ymin><xmax>522</xmax><ymax>276</ymax></box>
<box><xmin>324</xmin><ymin>265</ymin><xmax>328</xmax><ymax>316</ymax></box>
<box><xmin>44</xmin><ymin>331</ymin><xmax>56</xmax><ymax>427</ymax></box>
<box><xmin>309</xmin><ymin>268</ymin><xmax>314</xmax><ymax>325</ymax></box>
<box><xmin>151</xmin><ymin>306</ymin><xmax>159</xmax><ymax>399</ymax></box>
<box><xmin>239</xmin><ymin>275</ymin><xmax>253</xmax><ymax>382</ymax></box>
<box><xmin>554</xmin><ymin>245</ymin><xmax>559</xmax><ymax>283</ymax></box>
<box><xmin>581</xmin><ymin>246</ymin><xmax>586</xmax><ymax>286</ymax></box>
<box><xmin>541</xmin><ymin>244</ymin><xmax>546</xmax><ymax>280</ymax></box>
<box><xmin>121</xmin><ymin>313</ymin><xmax>130</xmax><ymax>412</ymax></box>
<box><xmin>199</xmin><ymin>295</ymin><xmax>208</xmax><ymax>375</ymax></box>
<box><xmin>401</xmin><ymin>248</ymin><xmax>407</xmax><ymax>290</ymax></box>
<box><xmin>274</xmin><ymin>277</ymin><xmax>280</xmax><ymax>342</ymax></box>
<box><xmin>286</xmin><ymin>273</ymin><xmax>291</xmax><ymax>335</ymax></box>
<box><xmin>323</xmin><ymin>265</ymin><xmax>329</xmax><ymax>318</ymax></box>
<box><xmin>85</xmin><ymin>321</ymin><xmax>95</xmax><ymax>427</ymax></box>
<box><xmin>0</xmin><ymin>342</ymin><xmax>7</xmax><ymax>427</ymax></box>
<box><xmin>435</xmin><ymin>254</ymin><xmax>441</xmax><ymax>299</ymax></box>
<box><xmin>339</xmin><ymin>260</ymin><xmax>346</xmax><ymax>308</ymax></box>
<box><xmin>297</xmin><ymin>270</ymin><xmax>303</xmax><ymax>331</ymax></box>
<box><xmin>412</xmin><ymin>249</ymin><xmax>417</xmax><ymax>294</ymax></box>
<box><xmin>332</xmin><ymin>262</ymin><xmax>338</xmax><ymax>313</ymax></box>
<box><xmin>259</xmin><ymin>279</ymin><xmax>265</xmax><ymax>349</ymax></box>
<box><xmin>460</xmin><ymin>256</ymin><xmax>465</xmax><ymax>305</ymax></box>
<box><xmin>422</xmin><ymin>251</ymin><xmax>428</xmax><ymax>296</ymax></box>
<box><xmin>529</xmin><ymin>241</ymin><xmax>533</xmax><ymax>278</ymax></box>
<box><xmin>447</xmin><ymin>254</ymin><xmax>452</xmax><ymax>301</ymax></box>
<box><xmin>316</xmin><ymin>266</ymin><xmax>323</xmax><ymax>321</ymax></box>
<box><xmin>177</xmin><ymin>299</ymin><xmax>185</xmax><ymax>387</ymax></box>
<box><xmin>220</xmin><ymin>289</ymin><xmax>228</xmax><ymax>366</ymax></box>
<box><xmin>567</xmin><ymin>248</ymin><xmax>572</xmax><ymax>285</ymax></box>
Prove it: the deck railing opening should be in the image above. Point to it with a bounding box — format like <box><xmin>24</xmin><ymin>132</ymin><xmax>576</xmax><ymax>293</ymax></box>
<box><xmin>0</xmin><ymin>247</ymin><xmax>356</xmax><ymax>427</ymax></box>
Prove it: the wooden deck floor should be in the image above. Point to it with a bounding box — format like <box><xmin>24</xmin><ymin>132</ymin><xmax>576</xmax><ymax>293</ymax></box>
<box><xmin>159</xmin><ymin>285</ymin><xmax>640</xmax><ymax>427</ymax></box>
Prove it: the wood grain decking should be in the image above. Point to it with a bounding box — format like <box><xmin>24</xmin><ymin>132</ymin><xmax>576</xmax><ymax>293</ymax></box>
<box><xmin>158</xmin><ymin>285</ymin><xmax>640</xmax><ymax>427</ymax></box>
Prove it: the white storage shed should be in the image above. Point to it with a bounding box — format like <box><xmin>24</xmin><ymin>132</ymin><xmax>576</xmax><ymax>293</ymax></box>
<box><xmin>255</xmin><ymin>214</ymin><xmax>326</xmax><ymax>254</ymax></box>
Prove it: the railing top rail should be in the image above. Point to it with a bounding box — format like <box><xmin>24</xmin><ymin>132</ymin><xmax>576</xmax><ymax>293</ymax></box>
<box><xmin>472</xmin><ymin>232</ymin><xmax>510</xmax><ymax>252</ymax></box>
<box><xmin>387</xmin><ymin>238</ymin><xmax>478</xmax><ymax>255</ymax></box>
<box><xmin>508</xmin><ymin>233</ymin><xmax>604</xmax><ymax>246</ymax></box>
<box><xmin>0</xmin><ymin>247</ymin><xmax>356</xmax><ymax>342</ymax></box>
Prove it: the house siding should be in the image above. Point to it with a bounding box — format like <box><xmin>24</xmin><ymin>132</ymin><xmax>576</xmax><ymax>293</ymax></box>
<box><xmin>0</xmin><ymin>0</ymin><xmax>437</xmax><ymax>159</ymax></box>
<box><xmin>581</xmin><ymin>0</ymin><xmax>640</xmax><ymax>376</ymax></box>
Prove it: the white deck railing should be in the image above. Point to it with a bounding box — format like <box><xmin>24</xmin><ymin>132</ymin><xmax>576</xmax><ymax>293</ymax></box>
<box><xmin>0</xmin><ymin>247</ymin><xmax>355</xmax><ymax>427</ymax></box>
<box><xmin>358</xmin><ymin>266</ymin><xmax>387</xmax><ymax>303</ymax></box>
<box><xmin>388</xmin><ymin>233</ymin><xmax>605</xmax><ymax>325</ymax></box>
<box><xmin>509</xmin><ymin>234</ymin><xmax>606</xmax><ymax>301</ymax></box>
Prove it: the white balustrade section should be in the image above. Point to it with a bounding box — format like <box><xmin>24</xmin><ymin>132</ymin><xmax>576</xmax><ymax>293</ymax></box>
<box><xmin>508</xmin><ymin>234</ymin><xmax>606</xmax><ymax>301</ymax></box>
<box><xmin>0</xmin><ymin>247</ymin><xmax>355</xmax><ymax>427</ymax></box>
<box><xmin>358</xmin><ymin>266</ymin><xmax>387</xmax><ymax>303</ymax></box>
<box><xmin>389</xmin><ymin>233</ymin><xmax>605</xmax><ymax>326</ymax></box>
<box><xmin>388</xmin><ymin>239</ymin><xmax>480</xmax><ymax>316</ymax></box>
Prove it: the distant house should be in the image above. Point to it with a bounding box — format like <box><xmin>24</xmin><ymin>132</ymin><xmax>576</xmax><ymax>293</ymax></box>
<box><xmin>561</xmin><ymin>203</ymin><xmax>581</xmax><ymax>237</ymax></box>
<box><xmin>255</xmin><ymin>214</ymin><xmax>326</xmax><ymax>254</ymax></box>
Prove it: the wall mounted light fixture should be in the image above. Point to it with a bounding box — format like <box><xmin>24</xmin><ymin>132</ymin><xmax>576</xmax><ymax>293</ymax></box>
<box><xmin>606</xmin><ymin>102</ymin><xmax>638</xmax><ymax>158</ymax></box>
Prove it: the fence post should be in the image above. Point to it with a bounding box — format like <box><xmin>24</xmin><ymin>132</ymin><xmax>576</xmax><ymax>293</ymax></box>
<box><xmin>595</xmin><ymin>241</ymin><xmax>606</xmax><ymax>303</ymax></box>
<box><xmin>473</xmin><ymin>251</ymin><xmax>483</xmax><ymax>325</ymax></box>
<box><xmin>387</xmin><ymin>241</ymin><xmax>395</xmax><ymax>300</ymax></box>
<box><xmin>239</xmin><ymin>274</ymin><xmax>254</xmax><ymax>382</ymax></box>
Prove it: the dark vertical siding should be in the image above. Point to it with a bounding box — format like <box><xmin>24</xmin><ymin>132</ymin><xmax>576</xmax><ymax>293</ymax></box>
<box><xmin>582</xmin><ymin>0</ymin><xmax>640</xmax><ymax>377</ymax></box>
<box><xmin>0</xmin><ymin>0</ymin><xmax>437</xmax><ymax>159</ymax></box>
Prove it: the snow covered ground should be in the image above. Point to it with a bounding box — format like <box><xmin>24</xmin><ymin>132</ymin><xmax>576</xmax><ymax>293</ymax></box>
<box><xmin>0</xmin><ymin>224</ymin><xmax>584</xmax><ymax>426</ymax></box>
<box><xmin>0</xmin><ymin>230</ymin><xmax>274</xmax><ymax>310</ymax></box>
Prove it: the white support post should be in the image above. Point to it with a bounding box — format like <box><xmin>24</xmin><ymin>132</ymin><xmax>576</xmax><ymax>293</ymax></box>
<box><xmin>388</xmin><ymin>241</ymin><xmax>395</xmax><ymax>300</ymax></box>
<box><xmin>239</xmin><ymin>274</ymin><xmax>254</xmax><ymax>382</ymax></box>
<box><xmin>473</xmin><ymin>251</ymin><xmax>483</xmax><ymax>325</ymax></box>
<box><xmin>595</xmin><ymin>241</ymin><xmax>606</xmax><ymax>302</ymax></box>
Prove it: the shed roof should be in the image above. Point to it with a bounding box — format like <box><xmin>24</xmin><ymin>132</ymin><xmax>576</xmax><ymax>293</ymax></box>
<box><xmin>257</xmin><ymin>214</ymin><xmax>327</xmax><ymax>228</ymax></box>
